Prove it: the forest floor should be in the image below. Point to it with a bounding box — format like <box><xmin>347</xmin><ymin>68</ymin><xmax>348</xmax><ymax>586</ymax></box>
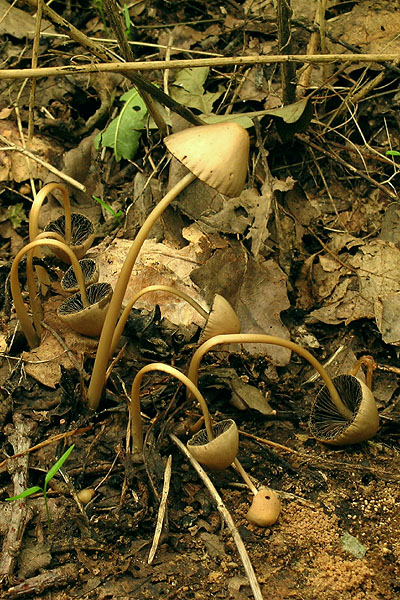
<box><xmin>0</xmin><ymin>1</ymin><xmax>400</xmax><ymax>599</ymax></box>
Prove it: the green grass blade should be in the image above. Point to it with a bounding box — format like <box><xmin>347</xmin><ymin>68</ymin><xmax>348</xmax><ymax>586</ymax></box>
<box><xmin>6</xmin><ymin>486</ymin><xmax>42</xmax><ymax>501</ymax></box>
<box><xmin>44</xmin><ymin>444</ymin><xmax>75</xmax><ymax>488</ymax></box>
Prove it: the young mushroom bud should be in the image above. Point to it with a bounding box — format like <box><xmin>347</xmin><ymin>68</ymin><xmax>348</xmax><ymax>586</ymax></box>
<box><xmin>87</xmin><ymin>122</ymin><xmax>250</xmax><ymax>411</ymax></box>
<box><xmin>61</xmin><ymin>258</ymin><xmax>99</xmax><ymax>294</ymax></box>
<box><xmin>187</xmin><ymin>334</ymin><xmax>379</xmax><ymax>446</ymax></box>
<box><xmin>246</xmin><ymin>487</ymin><xmax>281</xmax><ymax>527</ymax></box>
<box><xmin>57</xmin><ymin>282</ymin><xmax>113</xmax><ymax>338</ymax></box>
<box><xmin>108</xmin><ymin>285</ymin><xmax>240</xmax><ymax>358</ymax></box>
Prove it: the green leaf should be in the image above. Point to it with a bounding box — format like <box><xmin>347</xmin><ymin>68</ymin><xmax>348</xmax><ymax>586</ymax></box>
<box><xmin>386</xmin><ymin>150</ymin><xmax>400</xmax><ymax>156</ymax></box>
<box><xmin>5</xmin><ymin>203</ymin><xmax>26</xmax><ymax>228</ymax></box>
<box><xmin>44</xmin><ymin>444</ymin><xmax>74</xmax><ymax>489</ymax></box>
<box><xmin>6</xmin><ymin>486</ymin><xmax>42</xmax><ymax>501</ymax></box>
<box><xmin>93</xmin><ymin>196</ymin><xmax>124</xmax><ymax>225</ymax></box>
<box><xmin>97</xmin><ymin>87</ymin><xmax>148</xmax><ymax>161</ymax></box>
<box><xmin>170</xmin><ymin>67</ymin><xmax>223</xmax><ymax>114</ymax></box>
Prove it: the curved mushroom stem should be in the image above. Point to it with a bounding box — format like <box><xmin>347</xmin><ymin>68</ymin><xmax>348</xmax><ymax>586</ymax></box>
<box><xmin>109</xmin><ymin>284</ymin><xmax>208</xmax><ymax>358</ymax></box>
<box><xmin>348</xmin><ymin>355</ymin><xmax>376</xmax><ymax>389</ymax></box>
<box><xmin>29</xmin><ymin>182</ymin><xmax>72</xmax><ymax>245</ymax></box>
<box><xmin>87</xmin><ymin>171</ymin><xmax>196</xmax><ymax>410</ymax></box>
<box><xmin>187</xmin><ymin>334</ymin><xmax>353</xmax><ymax>421</ymax></box>
<box><xmin>130</xmin><ymin>362</ymin><xmax>213</xmax><ymax>453</ymax></box>
<box><xmin>27</xmin><ymin>231</ymin><xmax>69</xmax><ymax>336</ymax></box>
<box><xmin>11</xmin><ymin>238</ymin><xmax>89</xmax><ymax>349</ymax></box>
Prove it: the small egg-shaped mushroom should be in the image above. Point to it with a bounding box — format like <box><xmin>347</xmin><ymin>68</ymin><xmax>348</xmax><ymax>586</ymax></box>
<box><xmin>77</xmin><ymin>488</ymin><xmax>95</xmax><ymax>504</ymax></box>
<box><xmin>45</xmin><ymin>213</ymin><xmax>95</xmax><ymax>263</ymax></box>
<box><xmin>57</xmin><ymin>282</ymin><xmax>112</xmax><ymax>337</ymax></box>
<box><xmin>187</xmin><ymin>419</ymin><xmax>239</xmax><ymax>471</ymax></box>
<box><xmin>246</xmin><ymin>487</ymin><xmax>281</xmax><ymax>527</ymax></box>
<box><xmin>61</xmin><ymin>258</ymin><xmax>99</xmax><ymax>293</ymax></box>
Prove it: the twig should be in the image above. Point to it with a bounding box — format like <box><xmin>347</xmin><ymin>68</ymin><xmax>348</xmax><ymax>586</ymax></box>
<box><xmin>0</xmin><ymin>414</ymin><xmax>37</xmax><ymax>580</ymax></box>
<box><xmin>28</xmin><ymin>0</ymin><xmax>43</xmax><ymax>139</ymax></box>
<box><xmin>276</xmin><ymin>0</ymin><xmax>296</xmax><ymax>104</ymax></box>
<box><xmin>148</xmin><ymin>455</ymin><xmax>172</xmax><ymax>564</ymax></box>
<box><xmin>0</xmin><ymin>134</ymin><xmax>86</xmax><ymax>191</ymax></box>
<box><xmin>170</xmin><ymin>434</ymin><xmax>264</xmax><ymax>600</ymax></box>
<box><xmin>6</xmin><ymin>563</ymin><xmax>76</xmax><ymax>598</ymax></box>
<box><xmin>3</xmin><ymin>52</ymin><xmax>400</xmax><ymax>80</ymax></box>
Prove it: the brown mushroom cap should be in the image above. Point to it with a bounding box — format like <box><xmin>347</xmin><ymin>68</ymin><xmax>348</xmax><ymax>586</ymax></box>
<box><xmin>164</xmin><ymin>122</ymin><xmax>250</xmax><ymax>198</ymax></box>
<box><xmin>61</xmin><ymin>258</ymin><xmax>99</xmax><ymax>293</ymax></box>
<box><xmin>57</xmin><ymin>282</ymin><xmax>112</xmax><ymax>337</ymax></box>
<box><xmin>309</xmin><ymin>374</ymin><xmax>379</xmax><ymax>445</ymax></box>
<box><xmin>187</xmin><ymin>419</ymin><xmax>239</xmax><ymax>471</ymax></box>
<box><xmin>199</xmin><ymin>294</ymin><xmax>241</xmax><ymax>343</ymax></box>
<box><xmin>246</xmin><ymin>488</ymin><xmax>281</xmax><ymax>527</ymax></box>
<box><xmin>45</xmin><ymin>213</ymin><xmax>95</xmax><ymax>263</ymax></box>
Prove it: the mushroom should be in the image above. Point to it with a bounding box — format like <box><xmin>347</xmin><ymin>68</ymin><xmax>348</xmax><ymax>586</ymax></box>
<box><xmin>186</xmin><ymin>334</ymin><xmax>379</xmax><ymax>445</ymax></box>
<box><xmin>87</xmin><ymin>122</ymin><xmax>250</xmax><ymax>410</ymax></box>
<box><xmin>61</xmin><ymin>258</ymin><xmax>99</xmax><ymax>293</ymax></box>
<box><xmin>130</xmin><ymin>362</ymin><xmax>239</xmax><ymax>469</ymax></box>
<box><xmin>57</xmin><ymin>282</ymin><xmax>113</xmax><ymax>338</ymax></box>
<box><xmin>11</xmin><ymin>238</ymin><xmax>90</xmax><ymax>349</ymax></box>
<box><xmin>246</xmin><ymin>487</ymin><xmax>281</xmax><ymax>527</ymax></box>
<box><xmin>29</xmin><ymin>182</ymin><xmax>95</xmax><ymax>264</ymax></box>
<box><xmin>108</xmin><ymin>285</ymin><xmax>240</xmax><ymax>358</ymax></box>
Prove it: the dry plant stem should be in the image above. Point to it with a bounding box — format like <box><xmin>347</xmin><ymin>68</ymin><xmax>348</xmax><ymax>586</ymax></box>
<box><xmin>0</xmin><ymin>415</ymin><xmax>36</xmax><ymax>578</ymax></box>
<box><xmin>11</xmin><ymin>238</ymin><xmax>89</xmax><ymax>349</ymax></box>
<box><xmin>188</xmin><ymin>334</ymin><xmax>353</xmax><ymax>421</ymax></box>
<box><xmin>0</xmin><ymin>135</ymin><xmax>86</xmax><ymax>191</ymax></box>
<box><xmin>148</xmin><ymin>454</ymin><xmax>172</xmax><ymax>564</ymax></box>
<box><xmin>170</xmin><ymin>434</ymin><xmax>264</xmax><ymax>600</ymax></box>
<box><xmin>87</xmin><ymin>171</ymin><xmax>196</xmax><ymax>410</ymax></box>
<box><xmin>24</xmin><ymin>0</ymin><xmax>203</xmax><ymax>127</ymax></box>
<box><xmin>130</xmin><ymin>362</ymin><xmax>213</xmax><ymax>453</ymax></box>
<box><xmin>28</xmin><ymin>0</ymin><xmax>43</xmax><ymax>139</ymax></box>
<box><xmin>102</xmin><ymin>0</ymin><xmax>166</xmax><ymax>134</ymax></box>
<box><xmin>4</xmin><ymin>53</ymin><xmax>400</xmax><ymax>81</ymax></box>
<box><xmin>109</xmin><ymin>284</ymin><xmax>208</xmax><ymax>357</ymax></box>
<box><xmin>276</xmin><ymin>0</ymin><xmax>296</xmax><ymax>104</ymax></box>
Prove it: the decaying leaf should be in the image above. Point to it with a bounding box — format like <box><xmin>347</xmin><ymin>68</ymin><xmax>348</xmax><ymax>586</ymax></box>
<box><xmin>170</xmin><ymin>67</ymin><xmax>223</xmax><ymax>114</ymax></box>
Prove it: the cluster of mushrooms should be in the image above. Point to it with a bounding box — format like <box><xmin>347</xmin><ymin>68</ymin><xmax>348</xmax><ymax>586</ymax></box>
<box><xmin>11</xmin><ymin>122</ymin><xmax>379</xmax><ymax>527</ymax></box>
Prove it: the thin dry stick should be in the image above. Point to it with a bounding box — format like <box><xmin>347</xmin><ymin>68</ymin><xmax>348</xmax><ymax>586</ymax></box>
<box><xmin>28</xmin><ymin>0</ymin><xmax>43</xmax><ymax>139</ymax></box>
<box><xmin>102</xmin><ymin>0</ymin><xmax>166</xmax><ymax>134</ymax></box>
<box><xmin>2</xmin><ymin>53</ymin><xmax>400</xmax><ymax>80</ymax></box>
<box><xmin>170</xmin><ymin>434</ymin><xmax>264</xmax><ymax>600</ymax></box>
<box><xmin>276</xmin><ymin>0</ymin><xmax>296</xmax><ymax>104</ymax></box>
<box><xmin>23</xmin><ymin>0</ymin><xmax>203</xmax><ymax>126</ymax></box>
<box><xmin>148</xmin><ymin>455</ymin><xmax>172</xmax><ymax>565</ymax></box>
<box><xmin>0</xmin><ymin>134</ymin><xmax>86</xmax><ymax>191</ymax></box>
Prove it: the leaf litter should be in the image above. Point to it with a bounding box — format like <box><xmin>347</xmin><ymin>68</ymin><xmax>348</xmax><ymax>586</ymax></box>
<box><xmin>0</xmin><ymin>1</ymin><xmax>400</xmax><ymax>599</ymax></box>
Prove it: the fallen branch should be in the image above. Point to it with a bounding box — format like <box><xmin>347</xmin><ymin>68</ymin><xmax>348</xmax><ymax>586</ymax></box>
<box><xmin>1</xmin><ymin>53</ymin><xmax>399</xmax><ymax>80</ymax></box>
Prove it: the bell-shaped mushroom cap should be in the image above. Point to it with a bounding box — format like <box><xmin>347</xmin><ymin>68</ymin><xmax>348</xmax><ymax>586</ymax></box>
<box><xmin>164</xmin><ymin>122</ymin><xmax>250</xmax><ymax>198</ymax></box>
<box><xmin>246</xmin><ymin>488</ymin><xmax>281</xmax><ymax>527</ymax></box>
<box><xmin>309</xmin><ymin>374</ymin><xmax>379</xmax><ymax>446</ymax></box>
<box><xmin>61</xmin><ymin>259</ymin><xmax>99</xmax><ymax>293</ymax></box>
<box><xmin>187</xmin><ymin>419</ymin><xmax>239</xmax><ymax>471</ymax></box>
<box><xmin>199</xmin><ymin>294</ymin><xmax>241</xmax><ymax>343</ymax></box>
<box><xmin>45</xmin><ymin>213</ymin><xmax>95</xmax><ymax>263</ymax></box>
<box><xmin>57</xmin><ymin>282</ymin><xmax>112</xmax><ymax>337</ymax></box>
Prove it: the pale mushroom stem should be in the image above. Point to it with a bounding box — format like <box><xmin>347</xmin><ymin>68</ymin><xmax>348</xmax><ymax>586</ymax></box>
<box><xmin>233</xmin><ymin>458</ymin><xmax>258</xmax><ymax>495</ymax></box>
<box><xmin>11</xmin><ymin>238</ymin><xmax>89</xmax><ymax>349</ymax></box>
<box><xmin>87</xmin><ymin>171</ymin><xmax>196</xmax><ymax>410</ymax></box>
<box><xmin>187</xmin><ymin>334</ymin><xmax>353</xmax><ymax>421</ymax></box>
<box><xmin>130</xmin><ymin>362</ymin><xmax>214</xmax><ymax>453</ymax></box>
<box><xmin>109</xmin><ymin>284</ymin><xmax>208</xmax><ymax>358</ymax></box>
<box><xmin>29</xmin><ymin>182</ymin><xmax>72</xmax><ymax>245</ymax></box>
<box><xmin>27</xmin><ymin>231</ymin><xmax>70</xmax><ymax>337</ymax></box>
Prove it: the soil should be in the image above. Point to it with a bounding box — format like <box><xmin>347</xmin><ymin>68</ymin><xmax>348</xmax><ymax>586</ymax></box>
<box><xmin>0</xmin><ymin>1</ymin><xmax>400</xmax><ymax>599</ymax></box>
